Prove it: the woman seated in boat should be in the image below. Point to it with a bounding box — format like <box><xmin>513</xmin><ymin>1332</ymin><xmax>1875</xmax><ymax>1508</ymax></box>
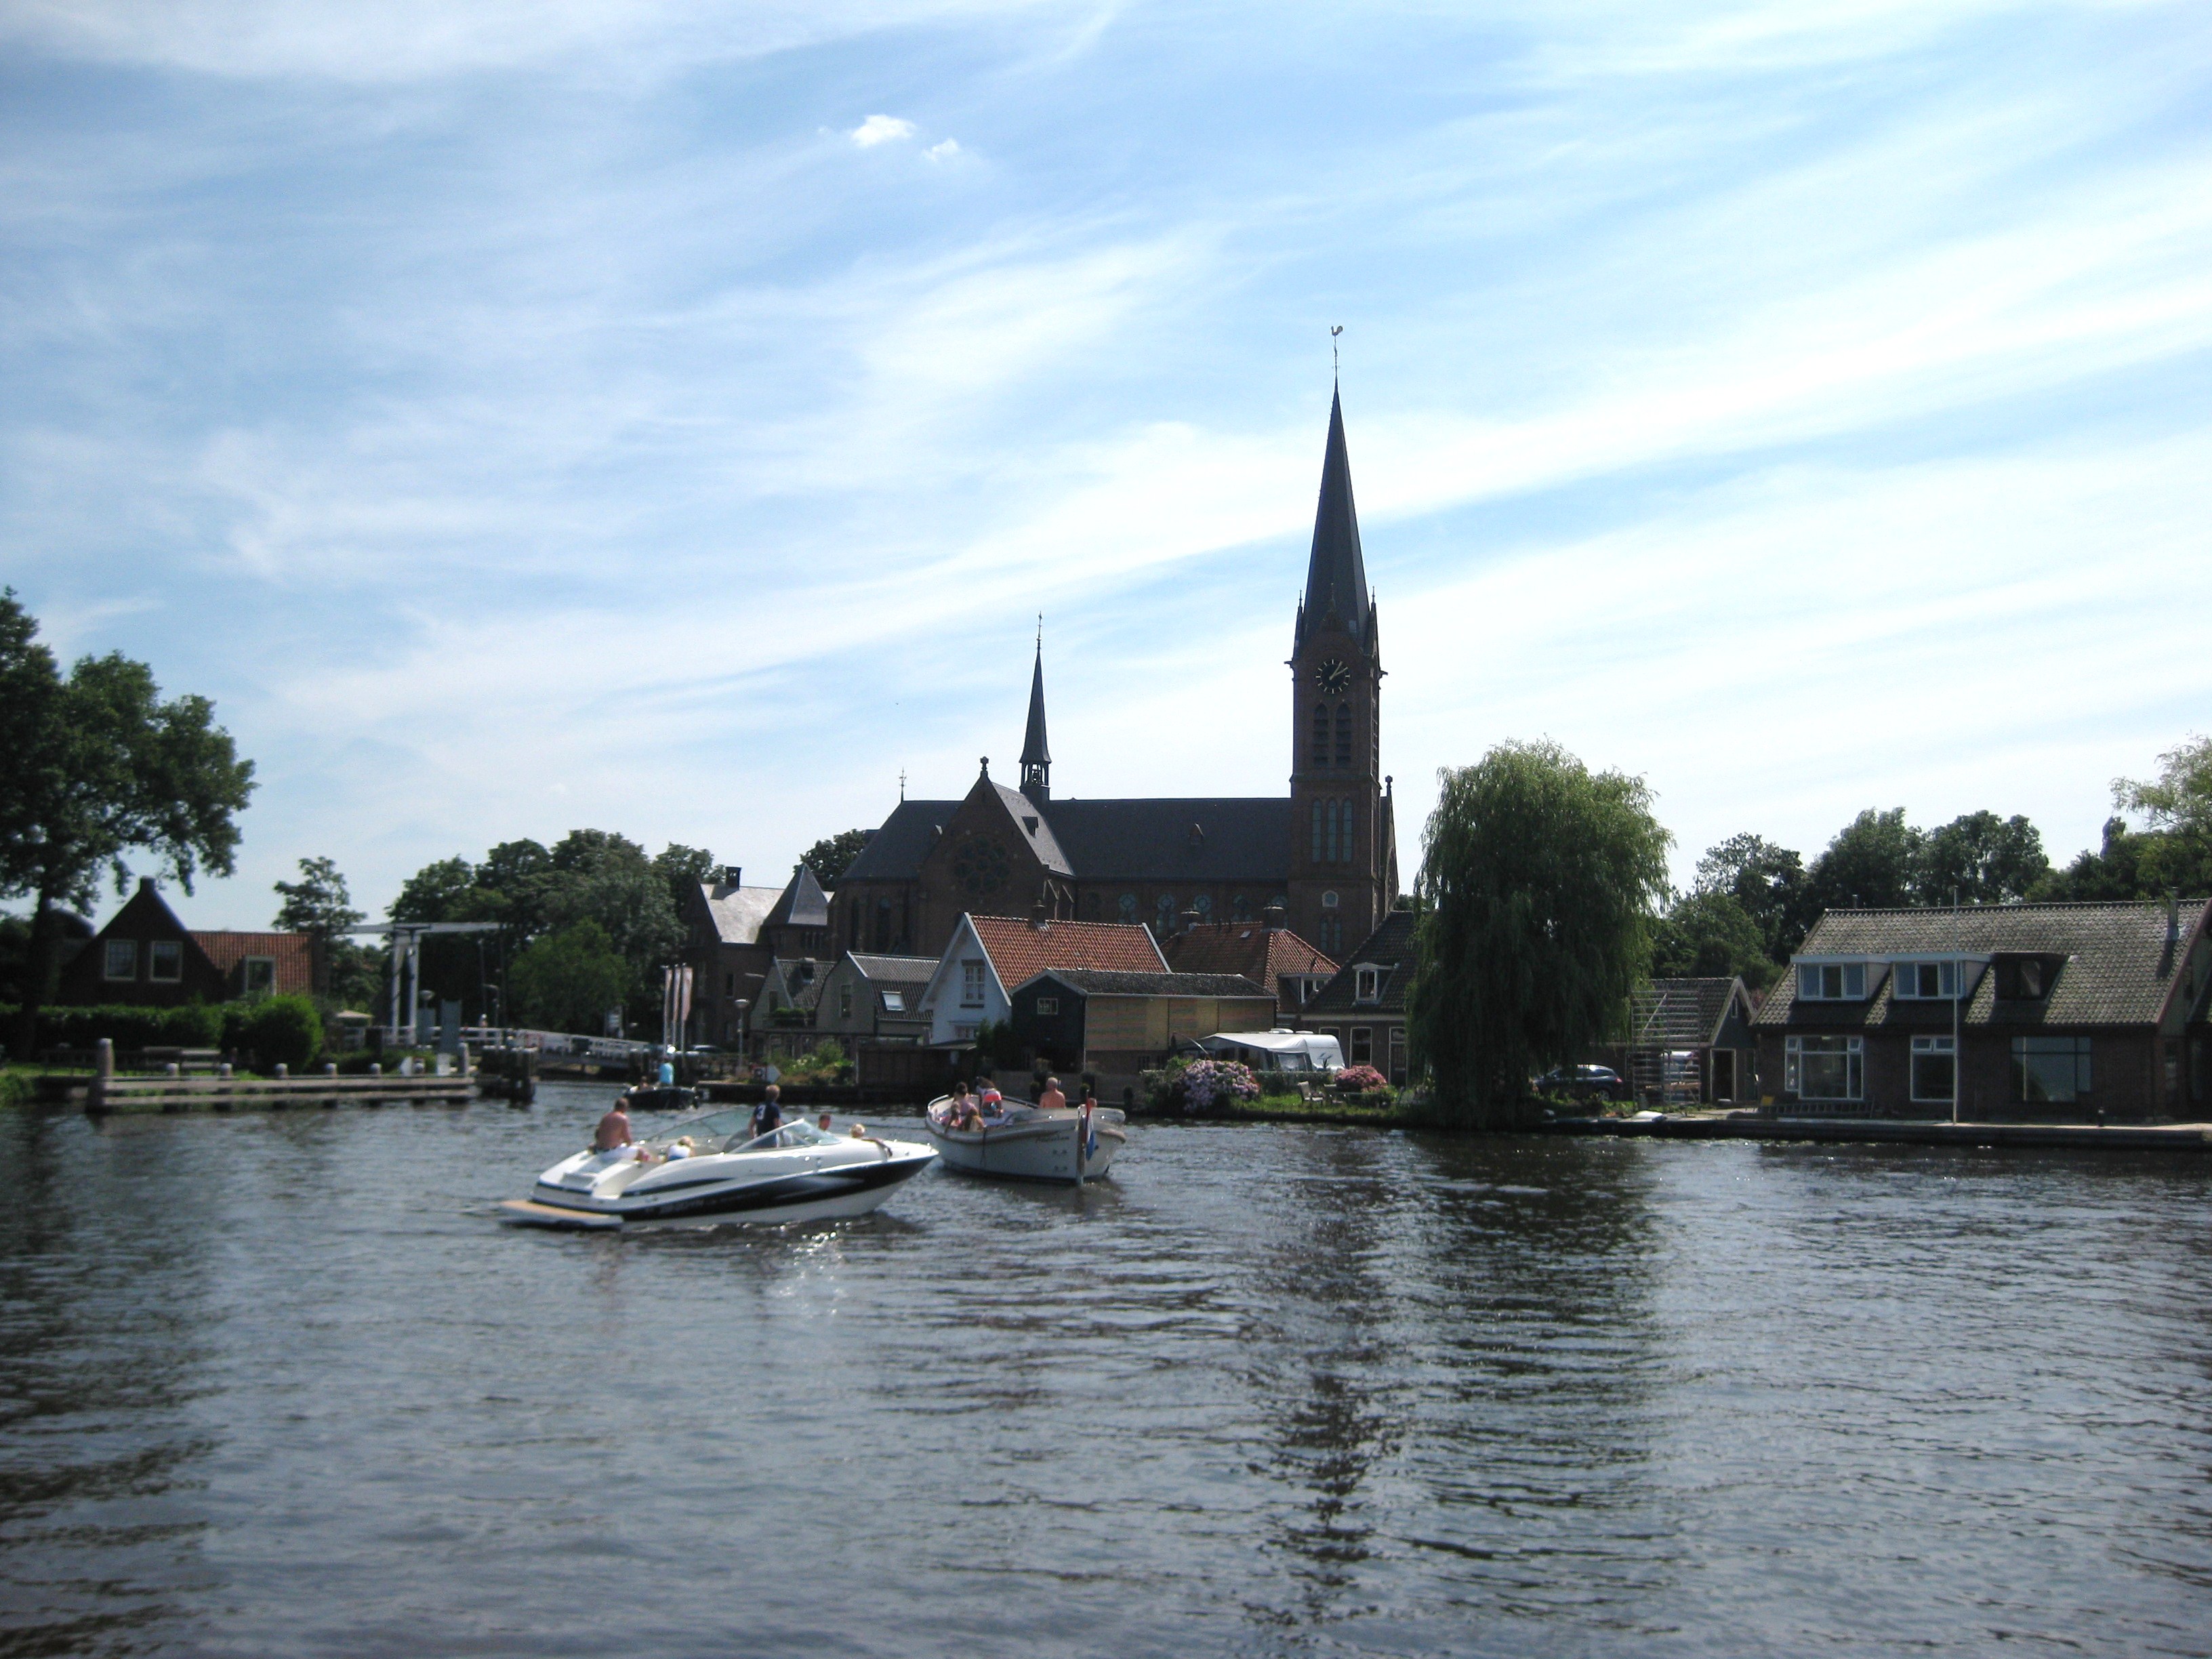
<box><xmin>978</xmin><ymin>1082</ymin><xmax>1004</xmax><ymax>1119</ymax></box>
<box><xmin>945</xmin><ymin>1082</ymin><xmax>984</xmax><ymax>1131</ymax></box>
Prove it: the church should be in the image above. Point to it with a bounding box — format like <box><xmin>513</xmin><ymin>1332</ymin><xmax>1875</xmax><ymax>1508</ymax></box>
<box><xmin>827</xmin><ymin>386</ymin><xmax>1400</xmax><ymax>963</ymax></box>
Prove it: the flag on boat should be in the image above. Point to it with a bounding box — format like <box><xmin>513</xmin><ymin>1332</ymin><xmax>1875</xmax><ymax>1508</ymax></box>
<box><xmin>1082</xmin><ymin>1099</ymin><xmax>1097</xmax><ymax>1159</ymax></box>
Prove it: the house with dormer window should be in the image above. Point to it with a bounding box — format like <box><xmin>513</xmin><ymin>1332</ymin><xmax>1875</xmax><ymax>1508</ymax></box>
<box><xmin>1755</xmin><ymin>898</ymin><xmax>2212</xmax><ymax>1120</ymax></box>
<box><xmin>1292</xmin><ymin>909</ymin><xmax>1415</xmax><ymax>1084</ymax></box>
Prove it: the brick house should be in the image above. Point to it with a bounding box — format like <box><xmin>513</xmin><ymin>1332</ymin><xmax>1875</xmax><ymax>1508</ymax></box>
<box><xmin>1292</xmin><ymin>909</ymin><xmax>1415</xmax><ymax>1084</ymax></box>
<box><xmin>679</xmin><ymin>864</ymin><xmax>836</xmax><ymax>1051</ymax></box>
<box><xmin>58</xmin><ymin>878</ymin><xmax>317</xmax><ymax>1006</ymax></box>
<box><xmin>1753</xmin><ymin>898</ymin><xmax>2212</xmax><ymax>1120</ymax></box>
<box><xmin>1164</xmin><ymin>914</ymin><xmax>1338</xmax><ymax>1020</ymax></box>
<box><xmin>1612</xmin><ymin>977</ymin><xmax>1761</xmax><ymax>1105</ymax></box>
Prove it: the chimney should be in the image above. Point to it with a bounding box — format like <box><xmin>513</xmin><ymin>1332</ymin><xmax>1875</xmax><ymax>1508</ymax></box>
<box><xmin>722</xmin><ymin>865</ymin><xmax>741</xmax><ymax>889</ymax></box>
<box><xmin>1179</xmin><ymin>907</ymin><xmax>1202</xmax><ymax>937</ymax></box>
<box><xmin>1263</xmin><ymin>900</ymin><xmax>1288</xmax><ymax>930</ymax></box>
<box><xmin>138</xmin><ymin>876</ymin><xmax>158</xmax><ymax>894</ymax></box>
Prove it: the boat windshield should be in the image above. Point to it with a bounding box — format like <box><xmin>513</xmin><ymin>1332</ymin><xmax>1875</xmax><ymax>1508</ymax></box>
<box><xmin>642</xmin><ymin>1109</ymin><xmax>846</xmax><ymax>1155</ymax></box>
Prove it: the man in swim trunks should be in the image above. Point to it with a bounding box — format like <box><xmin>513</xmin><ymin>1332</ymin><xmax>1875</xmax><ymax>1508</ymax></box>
<box><xmin>1038</xmin><ymin>1076</ymin><xmax>1067</xmax><ymax>1113</ymax></box>
<box><xmin>594</xmin><ymin>1093</ymin><xmax>636</xmax><ymax>1153</ymax></box>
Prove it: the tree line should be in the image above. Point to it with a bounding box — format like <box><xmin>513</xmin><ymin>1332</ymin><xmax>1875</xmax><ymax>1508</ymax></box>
<box><xmin>1410</xmin><ymin>736</ymin><xmax>2212</xmax><ymax>1128</ymax></box>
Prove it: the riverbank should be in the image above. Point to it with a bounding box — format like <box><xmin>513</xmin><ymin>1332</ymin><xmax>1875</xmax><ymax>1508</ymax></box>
<box><xmin>1548</xmin><ymin>1111</ymin><xmax>2212</xmax><ymax>1153</ymax></box>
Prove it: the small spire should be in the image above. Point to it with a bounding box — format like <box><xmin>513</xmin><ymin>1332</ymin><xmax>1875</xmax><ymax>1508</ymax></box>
<box><xmin>1020</xmin><ymin>626</ymin><xmax>1050</xmax><ymax>804</ymax></box>
<box><xmin>1302</xmin><ymin>384</ymin><xmax>1370</xmax><ymax>637</ymax></box>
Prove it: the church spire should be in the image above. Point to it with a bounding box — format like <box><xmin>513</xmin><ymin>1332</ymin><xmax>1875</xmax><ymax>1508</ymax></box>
<box><xmin>1299</xmin><ymin>386</ymin><xmax>1370</xmax><ymax>644</ymax></box>
<box><xmin>1019</xmin><ymin>624</ymin><xmax>1050</xmax><ymax>804</ymax></box>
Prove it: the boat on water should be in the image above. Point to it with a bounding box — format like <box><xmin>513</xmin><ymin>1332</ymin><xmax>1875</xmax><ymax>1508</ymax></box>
<box><xmin>922</xmin><ymin>1094</ymin><xmax>1126</xmax><ymax>1183</ymax></box>
<box><xmin>499</xmin><ymin>1107</ymin><xmax>936</xmax><ymax>1230</ymax></box>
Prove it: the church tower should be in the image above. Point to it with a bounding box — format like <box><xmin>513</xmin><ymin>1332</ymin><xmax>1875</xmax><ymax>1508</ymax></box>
<box><xmin>1287</xmin><ymin>386</ymin><xmax>1391</xmax><ymax>958</ymax></box>
<box><xmin>1019</xmin><ymin>633</ymin><xmax>1050</xmax><ymax>805</ymax></box>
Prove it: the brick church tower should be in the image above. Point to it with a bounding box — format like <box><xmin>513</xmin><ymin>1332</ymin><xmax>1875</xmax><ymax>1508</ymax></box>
<box><xmin>1286</xmin><ymin>386</ymin><xmax>1395</xmax><ymax>958</ymax></box>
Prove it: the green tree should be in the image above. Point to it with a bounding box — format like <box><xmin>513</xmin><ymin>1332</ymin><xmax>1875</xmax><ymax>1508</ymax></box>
<box><xmin>1650</xmin><ymin>888</ymin><xmax>1776</xmax><ymax>989</ymax></box>
<box><xmin>1407</xmin><ymin>741</ymin><xmax>1673</xmax><ymax>1128</ymax></box>
<box><xmin>234</xmin><ymin>993</ymin><xmax>324</xmax><ymax>1072</ymax></box>
<box><xmin>800</xmin><ymin>828</ymin><xmax>873</xmax><ymax>888</ymax></box>
<box><xmin>653</xmin><ymin>843</ymin><xmax>717</xmax><ymax>916</ymax></box>
<box><xmin>274</xmin><ymin>856</ymin><xmax>381</xmax><ymax>1010</ymax></box>
<box><xmin>1</xmin><ymin>592</ymin><xmax>255</xmax><ymax>1054</ymax></box>
<box><xmin>1914</xmin><ymin>811</ymin><xmax>2049</xmax><ymax>905</ymax></box>
<box><xmin>2113</xmin><ymin>737</ymin><xmax>2212</xmax><ymax>899</ymax></box>
<box><xmin>1801</xmin><ymin>808</ymin><xmax>1921</xmax><ymax>918</ymax></box>
<box><xmin>541</xmin><ymin>830</ymin><xmax>682</xmax><ymax>1024</ymax></box>
<box><xmin>1693</xmin><ymin>832</ymin><xmax>1807</xmax><ymax>962</ymax></box>
<box><xmin>510</xmin><ymin>920</ymin><xmax>631</xmax><ymax>1034</ymax></box>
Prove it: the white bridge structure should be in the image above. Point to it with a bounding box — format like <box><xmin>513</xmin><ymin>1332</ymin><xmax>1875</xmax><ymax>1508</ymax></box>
<box><xmin>462</xmin><ymin>1027</ymin><xmax>658</xmax><ymax>1065</ymax></box>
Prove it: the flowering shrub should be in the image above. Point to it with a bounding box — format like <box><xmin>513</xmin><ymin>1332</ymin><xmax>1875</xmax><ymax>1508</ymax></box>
<box><xmin>1179</xmin><ymin>1059</ymin><xmax>1261</xmax><ymax>1111</ymax></box>
<box><xmin>1334</xmin><ymin>1065</ymin><xmax>1390</xmax><ymax>1096</ymax></box>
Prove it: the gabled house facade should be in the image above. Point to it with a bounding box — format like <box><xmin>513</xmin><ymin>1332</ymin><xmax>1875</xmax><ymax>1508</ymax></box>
<box><xmin>679</xmin><ymin>863</ymin><xmax>839</xmax><ymax>1052</ymax></box>
<box><xmin>1292</xmin><ymin>909</ymin><xmax>1414</xmax><ymax>1084</ymax></box>
<box><xmin>918</xmin><ymin>914</ymin><xmax>1168</xmax><ymax>1046</ymax></box>
<box><xmin>1614</xmin><ymin>976</ymin><xmax>1760</xmax><ymax>1105</ymax></box>
<box><xmin>1753</xmin><ymin>898</ymin><xmax>2212</xmax><ymax>1120</ymax></box>
<box><xmin>814</xmin><ymin>951</ymin><xmax>936</xmax><ymax>1045</ymax></box>
<box><xmin>58</xmin><ymin>878</ymin><xmax>318</xmax><ymax>1006</ymax></box>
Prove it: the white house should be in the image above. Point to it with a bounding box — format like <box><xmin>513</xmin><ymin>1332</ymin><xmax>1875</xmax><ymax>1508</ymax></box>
<box><xmin>917</xmin><ymin>913</ymin><xmax>1168</xmax><ymax>1045</ymax></box>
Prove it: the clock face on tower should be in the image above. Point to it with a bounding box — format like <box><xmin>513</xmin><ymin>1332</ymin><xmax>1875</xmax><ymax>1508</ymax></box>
<box><xmin>1317</xmin><ymin>658</ymin><xmax>1351</xmax><ymax>695</ymax></box>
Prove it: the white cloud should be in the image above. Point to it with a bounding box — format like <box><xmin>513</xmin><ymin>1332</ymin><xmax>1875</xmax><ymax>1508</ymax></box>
<box><xmin>924</xmin><ymin>138</ymin><xmax>962</xmax><ymax>161</ymax></box>
<box><xmin>848</xmin><ymin>113</ymin><xmax>917</xmax><ymax>147</ymax></box>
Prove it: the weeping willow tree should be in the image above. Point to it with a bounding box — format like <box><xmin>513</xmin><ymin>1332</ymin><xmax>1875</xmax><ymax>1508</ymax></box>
<box><xmin>1408</xmin><ymin>741</ymin><xmax>1672</xmax><ymax>1128</ymax></box>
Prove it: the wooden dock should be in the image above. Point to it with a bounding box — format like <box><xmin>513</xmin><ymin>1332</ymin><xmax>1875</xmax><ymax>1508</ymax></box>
<box><xmin>1546</xmin><ymin>1112</ymin><xmax>2212</xmax><ymax>1153</ymax></box>
<box><xmin>73</xmin><ymin>1073</ymin><xmax>475</xmax><ymax>1111</ymax></box>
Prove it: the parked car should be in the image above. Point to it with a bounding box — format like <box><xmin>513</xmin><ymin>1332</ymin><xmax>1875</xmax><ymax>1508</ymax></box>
<box><xmin>1532</xmin><ymin>1064</ymin><xmax>1629</xmax><ymax>1103</ymax></box>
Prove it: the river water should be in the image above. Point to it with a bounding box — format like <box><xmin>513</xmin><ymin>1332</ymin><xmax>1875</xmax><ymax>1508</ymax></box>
<box><xmin>2</xmin><ymin>1082</ymin><xmax>2209</xmax><ymax>1657</ymax></box>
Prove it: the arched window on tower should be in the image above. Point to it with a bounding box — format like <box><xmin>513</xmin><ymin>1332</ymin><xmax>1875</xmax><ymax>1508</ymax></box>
<box><xmin>1334</xmin><ymin>702</ymin><xmax>1351</xmax><ymax>768</ymax></box>
<box><xmin>1370</xmin><ymin>699</ymin><xmax>1379</xmax><ymax>771</ymax></box>
<box><xmin>1311</xmin><ymin>800</ymin><xmax>1325</xmax><ymax>863</ymax></box>
<box><xmin>1311</xmin><ymin>703</ymin><xmax>1328</xmax><ymax>767</ymax></box>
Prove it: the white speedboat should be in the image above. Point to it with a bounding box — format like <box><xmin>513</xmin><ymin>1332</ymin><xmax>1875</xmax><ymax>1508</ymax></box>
<box><xmin>923</xmin><ymin>1095</ymin><xmax>1126</xmax><ymax>1183</ymax></box>
<box><xmin>499</xmin><ymin>1109</ymin><xmax>936</xmax><ymax>1229</ymax></box>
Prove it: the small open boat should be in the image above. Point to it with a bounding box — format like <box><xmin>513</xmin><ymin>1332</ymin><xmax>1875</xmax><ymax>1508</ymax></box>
<box><xmin>500</xmin><ymin>1107</ymin><xmax>935</xmax><ymax>1229</ymax></box>
<box><xmin>922</xmin><ymin>1094</ymin><xmax>1126</xmax><ymax>1184</ymax></box>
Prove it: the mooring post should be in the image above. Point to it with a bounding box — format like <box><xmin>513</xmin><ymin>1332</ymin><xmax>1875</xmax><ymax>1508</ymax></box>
<box><xmin>90</xmin><ymin>1037</ymin><xmax>113</xmax><ymax>1111</ymax></box>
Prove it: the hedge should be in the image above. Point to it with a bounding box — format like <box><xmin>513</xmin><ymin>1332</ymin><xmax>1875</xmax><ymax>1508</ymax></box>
<box><xmin>1</xmin><ymin>997</ymin><xmax>323</xmax><ymax>1071</ymax></box>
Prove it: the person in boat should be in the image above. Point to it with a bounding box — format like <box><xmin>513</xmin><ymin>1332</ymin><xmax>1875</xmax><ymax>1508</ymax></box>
<box><xmin>1038</xmin><ymin>1076</ymin><xmax>1067</xmax><ymax>1113</ymax></box>
<box><xmin>978</xmin><ymin>1082</ymin><xmax>1004</xmax><ymax>1120</ymax></box>
<box><xmin>594</xmin><ymin>1094</ymin><xmax>637</xmax><ymax>1154</ymax></box>
<box><xmin>818</xmin><ymin>1112</ymin><xmax>834</xmax><ymax>1132</ymax></box>
<box><xmin>750</xmin><ymin>1085</ymin><xmax>783</xmax><ymax>1143</ymax></box>
<box><xmin>657</xmin><ymin>1049</ymin><xmax>676</xmax><ymax>1087</ymax></box>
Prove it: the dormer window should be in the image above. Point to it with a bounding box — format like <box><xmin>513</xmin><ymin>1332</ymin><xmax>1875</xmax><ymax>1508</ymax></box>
<box><xmin>1994</xmin><ymin>954</ymin><xmax>2061</xmax><ymax>1000</ymax></box>
<box><xmin>1796</xmin><ymin>961</ymin><xmax>1868</xmax><ymax>1001</ymax></box>
<box><xmin>1355</xmin><ymin>967</ymin><xmax>1380</xmax><ymax>1002</ymax></box>
<box><xmin>882</xmin><ymin>991</ymin><xmax>905</xmax><ymax>1012</ymax></box>
<box><xmin>1893</xmin><ymin>960</ymin><xmax>1959</xmax><ymax>1000</ymax></box>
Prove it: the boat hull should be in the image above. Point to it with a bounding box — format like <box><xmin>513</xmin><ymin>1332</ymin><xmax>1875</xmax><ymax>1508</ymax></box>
<box><xmin>924</xmin><ymin>1103</ymin><xmax>1125</xmax><ymax>1183</ymax></box>
<box><xmin>504</xmin><ymin>1136</ymin><xmax>935</xmax><ymax>1229</ymax></box>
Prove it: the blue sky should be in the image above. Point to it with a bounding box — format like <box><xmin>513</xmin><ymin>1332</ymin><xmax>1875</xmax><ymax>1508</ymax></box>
<box><xmin>5</xmin><ymin>0</ymin><xmax>2209</xmax><ymax>928</ymax></box>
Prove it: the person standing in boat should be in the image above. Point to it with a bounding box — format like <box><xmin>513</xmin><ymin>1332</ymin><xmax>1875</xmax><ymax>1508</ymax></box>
<box><xmin>751</xmin><ymin>1084</ymin><xmax>783</xmax><ymax>1141</ymax></box>
<box><xmin>1038</xmin><ymin>1076</ymin><xmax>1067</xmax><ymax>1114</ymax></box>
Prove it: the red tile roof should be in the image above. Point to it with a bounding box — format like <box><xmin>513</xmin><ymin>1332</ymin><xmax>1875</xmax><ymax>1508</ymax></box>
<box><xmin>1166</xmin><ymin>921</ymin><xmax>1338</xmax><ymax>983</ymax></box>
<box><xmin>967</xmin><ymin>914</ymin><xmax>1165</xmax><ymax>992</ymax></box>
<box><xmin>193</xmin><ymin>931</ymin><xmax>316</xmax><ymax>996</ymax></box>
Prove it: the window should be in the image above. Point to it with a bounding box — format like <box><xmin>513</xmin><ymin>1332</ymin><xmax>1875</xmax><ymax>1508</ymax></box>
<box><xmin>242</xmin><ymin>958</ymin><xmax>276</xmax><ymax>996</ymax></box>
<box><xmin>1893</xmin><ymin>960</ymin><xmax>1959</xmax><ymax>1000</ymax></box>
<box><xmin>960</xmin><ymin>960</ymin><xmax>986</xmax><ymax>1006</ymax></box>
<box><xmin>1334</xmin><ymin>701</ymin><xmax>1352</xmax><ymax>767</ymax></box>
<box><xmin>1796</xmin><ymin>962</ymin><xmax>1868</xmax><ymax>1001</ymax></box>
<box><xmin>1311</xmin><ymin>703</ymin><xmax>1329</xmax><ymax>766</ymax></box>
<box><xmin>1035</xmin><ymin>996</ymin><xmax>1059</xmax><ymax>1016</ymax></box>
<box><xmin>1355</xmin><ymin>967</ymin><xmax>1379</xmax><ymax>1002</ymax></box>
<box><xmin>1311</xmin><ymin>800</ymin><xmax>1324</xmax><ymax>862</ymax></box>
<box><xmin>1349</xmin><ymin>1027</ymin><xmax>1372</xmax><ymax>1064</ymax></box>
<box><xmin>1155</xmin><ymin>895</ymin><xmax>1176</xmax><ymax>935</ymax></box>
<box><xmin>104</xmin><ymin>939</ymin><xmax>136</xmax><ymax>981</ymax></box>
<box><xmin>1784</xmin><ymin>1035</ymin><xmax>1863</xmax><ymax>1101</ymax></box>
<box><xmin>724</xmin><ymin>972</ymin><xmax>735</xmax><ymax>996</ymax></box>
<box><xmin>1322</xmin><ymin>890</ymin><xmax>1339</xmax><ymax>908</ymax></box>
<box><xmin>148</xmin><ymin>939</ymin><xmax>183</xmax><ymax>982</ymax></box>
<box><xmin>838</xmin><ymin>984</ymin><xmax>853</xmax><ymax>1021</ymax></box>
<box><xmin>1193</xmin><ymin>894</ymin><xmax>1212</xmax><ymax>918</ymax></box>
<box><xmin>1322</xmin><ymin>918</ymin><xmax>1343</xmax><ymax>956</ymax></box>
<box><xmin>1118</xmin><ymin>893</ymin><xmax>1137</xmax><ymax>922</ymax></box>
<box><xmin>2013</xmin><ymin>1036</ymin><xmax>2091</xmax><ymax>1103</ymax></box>
<box><xmin>882</xmin><ymin>991</ymin><xmax>905</xmax><ymax>1012</ymax></box>
<box><xmin>1910</xmin><ymin>1036</ymin><xmax>1955</xmax><ymax>1103</ymax></box>
<box><xmin>1232</xmin><ymin>894</ymin><xmax>1251</xmax><ymax>922</ymax></box>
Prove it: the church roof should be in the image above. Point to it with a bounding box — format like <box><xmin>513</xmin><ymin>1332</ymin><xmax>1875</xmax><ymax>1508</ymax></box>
<box><xmin>983</xmin><ymin>777</ymin><xmax>1072</xmax><ymax>874</ymax></box>
<box><xmin>840</xmin><ymin>800</ymin><xmax>959</xmax><ymax>882</ymax></box>
<box><xmin>1299</xmin><ymin>386</ymin><xmax>1370</xmax><ymax>642</ymax></box>
<box><xmin>697</xmin><ymin>882</ymin><xmax>784</xmax><ymax>946</ymax></box>
<box><xmin>839</xmin><ymin>794</ymin><xmax>1291</xmax><ymax>885</ymax></box>
<box><xmin>1043</xmin><ymin>798</ymin><xmax>1291</xmax><ymax>883</ymax></box>
<box><xmin>1021</xmin><ymin>640</ymin><xmax>1050</xmax><ymax>771</ymax></box>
